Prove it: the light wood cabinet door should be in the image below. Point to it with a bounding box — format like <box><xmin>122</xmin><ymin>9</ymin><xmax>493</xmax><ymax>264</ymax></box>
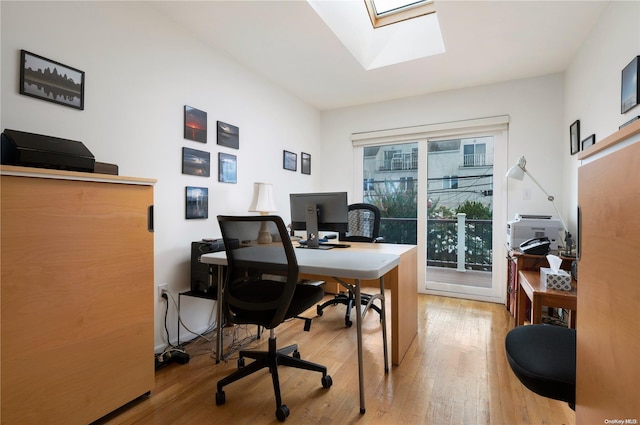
<box><xmin>1</xmin><ymin>173</ymin><xmax>154</xmax><ymax>424</ymax></box>
<box><xmin>576</xmin><ymin>141</ymin><xmax>640</xmax><ymax>423</ymax></box>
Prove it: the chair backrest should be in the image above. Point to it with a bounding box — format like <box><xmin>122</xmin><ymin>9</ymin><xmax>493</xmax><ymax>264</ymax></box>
<box><xmin>217</xmin><ymin>215</ymin><xmax>299</xmax><ymax>329</ymax></box>
<box><xmin>339</xmin><ymin>203</ymin><xmax>381</xmax><ymax>243</ymax></box>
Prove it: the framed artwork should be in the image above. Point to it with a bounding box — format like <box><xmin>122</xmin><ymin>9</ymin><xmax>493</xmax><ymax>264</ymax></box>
<box><xmin>218</xmin><ymin>152</ymin><xmax>237</xmax><ymax>183</ymax></box>
<box><xmin>301</xmin><ymin>152</ymin><xmax>311</xmax><ymax>175</ymax></box>
<box><xmin>217</xmin><ymin>121</ymin><xmax>239</xmax><ymax>149</ymax></box>
<box><xmin>20</xmin><ymin>50</ymin><xmax>85</xmax><ymax>110</ymax></box>
<box><xmin>184</xmin><ymin>105</ymin><xmax>207</xmax><ymax>143</ymax></box>
<box><xmin>283</xmin><ymin>150</ymin><xmax>297</xmax><ymax>171</ymax></box>
<box><xmin>581</xmin><ymin>134</ymin><xmax>596</xmax><ymax>150</ymax></box>
<box><xmin>185</xmin><ymin>186</ymin><xmax>208</xmax><ymax>219</ymax></box>
<box><xmin>621</xmin><ymin>56</ymin><xmax>640</xmax><ymax>114</ymax></box>
<box><xmin>570</xmin><ymin>120</ymin><xmax>580</xmax><ymax>155</ymax></box>
<box><xmin>182</xmin><ymin>147</ymin><xmax>210</xmax><ymax>177</ymax></box>
<box><xmin>620</xmin><ymin>115</ymin><xmax>640</xmax><ymax>130</ymax></box>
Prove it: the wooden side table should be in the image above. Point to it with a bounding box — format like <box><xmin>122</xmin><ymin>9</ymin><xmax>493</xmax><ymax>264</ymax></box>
<box><xmin>516</xmin><ymin>270</ymin><xmax>577</xmax><ymax>328</ymax></box>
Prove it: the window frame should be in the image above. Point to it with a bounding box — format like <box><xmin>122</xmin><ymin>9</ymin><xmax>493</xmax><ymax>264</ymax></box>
<box><xmin>364</xmin><ymin>0</ymin><xmax>436</xmax><ymax>28</ymax></box>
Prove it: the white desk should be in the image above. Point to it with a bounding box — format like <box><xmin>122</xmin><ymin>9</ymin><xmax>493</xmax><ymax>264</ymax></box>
<box><xmin>201</xmin><ymin>243</ymin><xmax>413</xmax><ymax>414</ymax></box>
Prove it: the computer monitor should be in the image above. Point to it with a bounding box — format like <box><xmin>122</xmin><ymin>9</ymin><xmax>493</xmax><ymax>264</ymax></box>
<box><xmin>290</xmin><ymin>192</ymin><xmax>349</xmax><ymax>248</ymax></box>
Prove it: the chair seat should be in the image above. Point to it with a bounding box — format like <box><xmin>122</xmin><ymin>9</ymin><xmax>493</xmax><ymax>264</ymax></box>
<box><xmin>505</xmin><ymin>324</ymin><xmax>576</xmax><ymax>407</ymax></box>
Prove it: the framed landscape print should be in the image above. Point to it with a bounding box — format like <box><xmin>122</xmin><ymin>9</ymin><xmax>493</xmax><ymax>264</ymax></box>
<box><xmin>218</xmin><ymin>152</ymin><xmax>237</xmax><ymax>183</ymax></box>
<box><xmin>20</xmin><ymin>50</ymin><xmax>85</xmax><ymax>110</ymax></box>
<box><xmin>184</xmin><ymin>105</ymin><xmax>207</xmax><ymax>143</ymax></box>
<box><xmin>216</xmin><ymin>121</ymin><xmax>239</xmax><ymax>149</ymax></box>
<box><xmin>570</xmin><ymin>120</ymin><xmax>580</xmax><ymax>155</ymax></box>
<box><xmin>301</xmin><ymin>152</ymin><xmax>311</xmax><ymax>175</ymax></box>
<box><xmin>621</xmin><ymin>56</ymin><xmax>639</xmax><ymax>114</ymax></box>
<box><xmin>283</xmin><ymin>150</ymin><xmax>297</xmax><ymax>171</ymax></box>
<box><xmin>185</xmin><ymin>186</ymin><xmax>208</xmax><ymax>219</ymax></box>
<box><xmin>182</xmin><ymin>147</ymin><xmax>210</xmax><ymax>177</ymax></box>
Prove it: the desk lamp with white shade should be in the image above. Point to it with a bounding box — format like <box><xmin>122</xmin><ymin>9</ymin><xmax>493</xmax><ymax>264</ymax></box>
<box><xmin>248</xmin><ymin>182</ymin><xmax>278</xmax><ymax>244</ymax></box>
<box><xmin>506</xmin><ymin>156</ymin><xmax>574</xmax><ymax>255</ymax></box>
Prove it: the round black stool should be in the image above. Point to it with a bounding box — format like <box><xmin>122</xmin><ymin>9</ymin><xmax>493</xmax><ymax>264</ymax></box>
<box><xmin>505</xmin><ymin>324</ymin><xmax>576</xmax><ymax>409</ymax></box>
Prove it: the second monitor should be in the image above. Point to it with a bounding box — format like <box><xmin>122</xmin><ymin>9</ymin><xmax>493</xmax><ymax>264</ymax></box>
<box><xmin>290</xmin><ymin>192</ymin><xmax>348</xmax><ymax>249</ymax></box>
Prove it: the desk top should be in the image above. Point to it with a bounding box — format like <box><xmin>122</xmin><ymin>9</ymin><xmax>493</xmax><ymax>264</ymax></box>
<box><xmin>200</xmin><ymin>242</ymin><xmax>413</xmax><ymax>280</ymax></box>
<box><xmin>519</xmin><ymin>270</ymin><xmax>577</xmax><ymax>298</ymax></box>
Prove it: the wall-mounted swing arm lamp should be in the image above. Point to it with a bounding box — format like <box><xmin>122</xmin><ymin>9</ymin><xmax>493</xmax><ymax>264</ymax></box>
<box><xmin>506</xmin><ymin>156</ymin><xmax>574</xmax><ymax>254</ymax></box>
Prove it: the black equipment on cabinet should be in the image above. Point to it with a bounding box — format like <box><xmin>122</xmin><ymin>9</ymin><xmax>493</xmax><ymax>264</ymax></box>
<box><xmin>190</xmin><ymin>240</ymin><xmax>225</xmax><ymax>296</ymax></box>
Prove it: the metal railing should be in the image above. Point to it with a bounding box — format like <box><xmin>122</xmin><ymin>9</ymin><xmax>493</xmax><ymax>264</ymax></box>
<box><xmin>379</xmin><ymin>216</ymin><xmax>493</xmax><ymax>271</ymax></box>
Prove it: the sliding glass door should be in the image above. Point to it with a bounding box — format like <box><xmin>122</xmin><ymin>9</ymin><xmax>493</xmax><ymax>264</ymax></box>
<box><xmin>353</xmin><ymin>117</ymin><xmax>508</xmax><ymax>303</ymax></box>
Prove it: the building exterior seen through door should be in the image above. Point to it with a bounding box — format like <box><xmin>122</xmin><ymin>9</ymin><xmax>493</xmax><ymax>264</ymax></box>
<box><xmin>361</xmin><ymin>135</ymin><xmax>500</xmax><ymax>301</ymax></box>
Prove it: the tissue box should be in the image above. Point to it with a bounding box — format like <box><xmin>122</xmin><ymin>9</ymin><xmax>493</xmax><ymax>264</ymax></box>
<box><xmin>540</xmin><ymin>267</ymin><xmax>572</xmax><ymax>291</ymax></box>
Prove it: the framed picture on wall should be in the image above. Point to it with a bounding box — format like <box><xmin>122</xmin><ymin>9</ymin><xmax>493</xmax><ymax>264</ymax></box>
<box><xmin>570</xmin><ymin>120</ymin><xmax>580</xmax><ymax>155</ymax></box>
<box><xmin>621</xmin><ymin>56</ymin><xmax>640</xmax><ymax>114</ymax></box>
<box><xmin>216</xmin><ymin>121</ymin><xmax>239</xmax><ymax>149</ymax></box>
<box><xmin>581</xmin><ymin>134</ymin><xmax>596</xmax><ymax>150</ymax></box>
<box><xmin>184</xmin><ymin>105</ymin><xmax>207</xmax><ymax>143</ymax></box>
<box><xmin>283</xmin><ymin>150</ymin><xmax>297</xmax><ymax>171</ymax></box>
<box><xmin>185</xmin><ymin>186</ymin><xmax>208</xmax><ymax>219</ymax></box>
<box><xmin>301</xmin><ymin>152</ymin><xmax>311</xmax><ymax>175</ymax></box>
<box><xmin>19</xmin><ymin>50</ymin><xmax>85</xmax><ymax>110</ymax></box>
<box><xmin>182</xmin><ymin>147</ymin><xmax>210</xmax><ymax>177</ymax></box>
<box><xmin>218</xmin><ymin>152</ymin><xmax>237</xmax><ymax>183</ymax></box>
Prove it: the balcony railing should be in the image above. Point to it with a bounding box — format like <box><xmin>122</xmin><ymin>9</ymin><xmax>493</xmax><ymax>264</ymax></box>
<box><xmin>379</xmin><ymin>216</ymin><xmax>492</xmax><ymax>271</ymax></box>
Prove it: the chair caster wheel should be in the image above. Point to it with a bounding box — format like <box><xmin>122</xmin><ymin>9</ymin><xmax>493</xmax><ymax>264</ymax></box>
<box><xmin>215</xmin><ymin>390</ymin><xmax>226</xmax><ymax>406</ymax></box>
<box><xmin>276</xmin><ymin>404</ymin><xmax>290</xmax><ymax>422</ymax></box>
<box><xmin>345</xmin><ymin>319</ymin><xmax>352</xmax><ymax>327</ymax></box>
<box><xmin>293</xmin><ymin>350</ymin><xmax>301</xmax><ymax>359</ymax></box>
<box><xmin>321</xmin><ymin>375</ymin><xmax>333</xmax><ymax>388</ymax></box>
<box><xmin>317</xmin><ymin>306</ymin><xmax>323</xmax><ymax>316</ymax></box>
<box><xmin>238</xmin><ymin>357</ymin><xmax>245</xmax><ymax>368</ymax></box>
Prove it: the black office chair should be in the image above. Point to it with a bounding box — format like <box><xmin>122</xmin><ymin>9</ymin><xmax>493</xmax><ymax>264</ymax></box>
<box><xmin>214</xmin><ymin>215</ymin><xmax>332</xmax><ymax>422</ymax></box>
<box><xmin>316</xmin><ymin>203</ymin><xmax>383</xmax><ymax>327</ymax></box>
<box><xmin>505</xmin><ymin>324</ymin><xmax>576</xmax><ymax>410</ymax></box>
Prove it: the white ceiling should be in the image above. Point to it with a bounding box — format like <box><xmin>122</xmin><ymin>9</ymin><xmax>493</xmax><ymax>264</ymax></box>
<box><xmin>150</xmin><ymin>1</ymin><xmax>609</xmax><ymax>111</ymax></box>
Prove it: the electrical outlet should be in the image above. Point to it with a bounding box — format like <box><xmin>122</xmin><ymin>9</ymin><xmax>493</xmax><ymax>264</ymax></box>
<box><xmin>158</xmin><ymin>283</ymin><xmax>168</xmax><ymax>299</ymax></box>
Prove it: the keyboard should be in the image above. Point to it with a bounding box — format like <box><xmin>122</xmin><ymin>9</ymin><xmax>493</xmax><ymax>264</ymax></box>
<box><xmin>320</xmin><ymin>243</ymin><xmax>350</xmax><ymax>248</ymax></box>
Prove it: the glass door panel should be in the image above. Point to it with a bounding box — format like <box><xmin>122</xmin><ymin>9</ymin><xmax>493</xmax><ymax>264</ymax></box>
<box><xmin>425</xmin><ymin>136</ymin><xmax>496</xmax><ymax>297</ymax></box>
<box><xmin>363</xmin><ymin>142</ymin><xmax>418</xmax><ymax>245</ymax></box>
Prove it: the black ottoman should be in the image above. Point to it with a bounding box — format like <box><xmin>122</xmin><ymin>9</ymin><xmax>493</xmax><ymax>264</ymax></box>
<box><xmin>505</xmin><ymin>324</ymin><xmax>576</xmax><ymax>409</ymax></box>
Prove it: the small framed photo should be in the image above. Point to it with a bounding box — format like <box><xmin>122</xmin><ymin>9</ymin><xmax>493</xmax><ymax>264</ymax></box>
<box><xmin>621</xmin><ymin>56</ymin><xmax>640</xmax><ymax>114</ymax></box>
<box><xmin>283</xmin><ymin>150</ymin><xmax>297</xmax><ymax>171</ymax></box>
<box><xmin>217</xmin><ymin>121</ymin><xmax>239</xmax><ymax>149</ymax></box>
<box><xmin>185</xmin><ymin>186</ymin><xmax>208</xmax><ymax>219</ymax></box>
<box><xmin>581</xmin><ymin>134</ymin><xmax>596</xmax><ymax>150</ymax></box>
<box><xmin>20</xmin><ymin>50</ymin><xmax>85</xmax><ymax>110</ymax></box>
<box><xmin>570</xmin><ymin>120</ymin><xmax>580</xmax><ymax>155</ymax></box>
<box><xmin>182</xmin><ymin>147</ymin><xmax>210</xmax><ymax>177</ymax></box>
<box><xmin>301</xmin><ymin>152</ymin><xmax>311</xmax><ymax>175</ymax></box>
<box><xmin>184</xmin><ymin>105</ymin><xmax>207</xmax><ymax>143</ymax></box>
<box><xmin>218</xmin><ymin>152</ymin><xmax>237</xmax><ymax>183</ymax></box>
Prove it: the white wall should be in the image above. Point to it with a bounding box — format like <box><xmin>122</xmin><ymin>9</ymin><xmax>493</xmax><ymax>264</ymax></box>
<box><xmin>319</xmin><ymin>73</ymin><xmax>567</xmax><ymax>225</ymax></box>
<box><xmin>563</xmin><ymin>1</ymin><xmax>640</xmax><ymax>232</ymax></box>
<box><xmin>1</xmin><ymin>1</ymin><xmax>321</xmax><ymax>350</ymax></box>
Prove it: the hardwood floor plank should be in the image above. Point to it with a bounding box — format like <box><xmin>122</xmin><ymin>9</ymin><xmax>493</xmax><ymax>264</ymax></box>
<box><xmin>94</xmin><ymin>294</ymin><xmax>575</xmax><ymax>425</ymax></box>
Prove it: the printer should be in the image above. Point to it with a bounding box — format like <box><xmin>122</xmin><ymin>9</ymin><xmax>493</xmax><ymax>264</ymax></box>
<box><xmin>507</xmin><ymin>214</ymin><xmax>562</xmax><ymax>251</ymax></box>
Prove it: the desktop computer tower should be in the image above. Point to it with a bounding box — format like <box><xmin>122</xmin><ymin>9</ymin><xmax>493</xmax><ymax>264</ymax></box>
<box><xmin>190</xmin><ymin>240</ymin><xmax>225</xmax><ymax>297</ymax></box>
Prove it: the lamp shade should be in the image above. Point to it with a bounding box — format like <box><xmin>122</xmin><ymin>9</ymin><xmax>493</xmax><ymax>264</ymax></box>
<box><xmin>248</xmin><ymin>182</ymin><xmax>277</xmax><ymax>213</ymax></box>
<box><xmin>506</xmin><ymin>156</ymin><xmax>527</xmax><ymax>181</ymax></box>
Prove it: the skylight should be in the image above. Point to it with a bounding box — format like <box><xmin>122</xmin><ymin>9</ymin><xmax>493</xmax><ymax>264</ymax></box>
<box><xmin>308</xmin><ymin>0</ymin><xmax>445</xmax><ymax>70</ymax></box>
<box><xmin>365</xmin><ymin>0</ymin><xmax>435</xmax><ymax>28</ymax></box>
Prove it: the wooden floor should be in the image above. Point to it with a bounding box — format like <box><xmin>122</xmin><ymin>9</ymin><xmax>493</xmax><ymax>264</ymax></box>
<box><xmin>95</xmin><ymin>295</ymin><xmax>575</xmax><ymax>425</ymax></box>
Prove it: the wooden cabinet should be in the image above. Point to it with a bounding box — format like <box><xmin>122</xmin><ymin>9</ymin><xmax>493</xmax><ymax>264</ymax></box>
<box><xmin>576</xmin><ymin>121</ymin><xmax>640</xmax><ymax>423</ymax></box>
<box><xmin>1</xmin><ymin>166</ymin><xmax>156</xmax><ymax>424</ymax></box>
